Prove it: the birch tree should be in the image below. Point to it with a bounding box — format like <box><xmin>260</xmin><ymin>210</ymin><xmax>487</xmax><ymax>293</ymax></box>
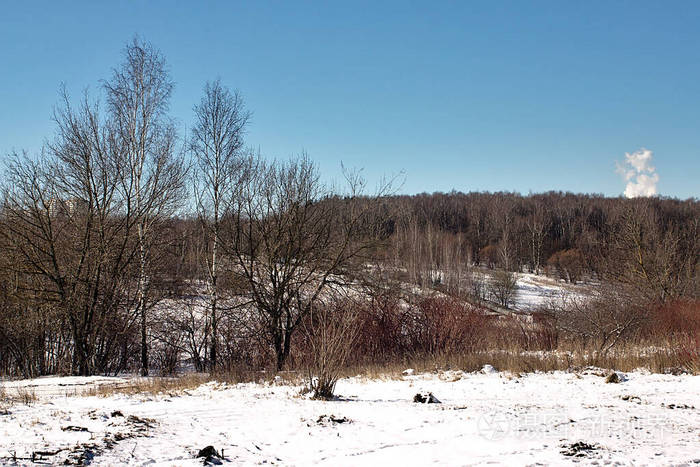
<box><xmin>104</xmin><ymin>37</ymin><xmax>186</xmax><ymax>376</ymax></box>
<box><xmin>191</xmin><ymin>80</ymin><xmax>250</xmax><ymax>370</ymax></box>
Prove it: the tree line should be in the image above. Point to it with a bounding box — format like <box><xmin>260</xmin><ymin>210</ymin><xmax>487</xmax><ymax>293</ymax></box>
<box><xmin>379</xmin><ymin>191</ymin><xmax>698</xmax><ymax>303</ymax></box>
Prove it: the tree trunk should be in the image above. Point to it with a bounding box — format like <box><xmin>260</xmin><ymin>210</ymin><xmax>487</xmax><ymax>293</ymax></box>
<box><xmin>140</xmin><ymin>307</ymin><xmax>148</xmax><ymax>376</ymax></box>
<box><xmin>209</xmin><ymin>293</ymin><xmax>217</xmax><ymax>372</ymax></box>
<box><xmin>274</xmin><ymin>328</ymin><xmax>292</xmax><ymax>371</ymax></box>
<box><xmin>139</xmin><ymin>225</ymin><xmax>149</xmax><ymax>377</ymax></box>
<box><xmin>209</xmin><ymin>224</ymin><xmax>218</xmax><ymax>372</ymax></box>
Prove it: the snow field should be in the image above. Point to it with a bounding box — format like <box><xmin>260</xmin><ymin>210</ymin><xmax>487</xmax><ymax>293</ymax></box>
<box><xmin>1</xmin><ymin>370</ymin><xmax>698</xmax><ymax>465</ymax></box>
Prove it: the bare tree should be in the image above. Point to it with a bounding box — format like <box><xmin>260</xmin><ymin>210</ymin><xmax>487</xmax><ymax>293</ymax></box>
<box><xmin>191</xmin><ymin>80</ymin><xmax>250</xmax><ymax>371</ymax></box>
<box><xmin>151</xmin><ymin>295</ymin><xmax>209</xmax><ymax>373</ymax></box>
<box><xmin>527</xmin><ymin>200</ymin><xmax>547</xmax><ymax>274</ymax></box>
<box><xmin>466</xmin><ymin>269</ymin><xmax>488</xmax><ymax>304</ymax></box>
<box><xmin>609</xmin><ymin>204</ymin><xmax>698</xmax><ymax>303</ymax></box>
<box><xmin>222</xmin><ymin>155</ymin><xmax>390</xmax><ymax>370</ymax></box>
<box><xmin>555</xmin><ymin>285</ymin><xmax>649</xmax><ymax>355</ymax></box>
<box><xmin>104</xmin><ymin>37</ymin><xmax>186</xmax><ymax>376</ymax></box>
<box><xmin>1</xmin><ymin>91</ymin><xmax>136</xmax><ymax>376</ymax></box>
<box><xmin>489</xmin><ymin>269</ymin><xmax>518</xmax><ymax>308</ymax></box>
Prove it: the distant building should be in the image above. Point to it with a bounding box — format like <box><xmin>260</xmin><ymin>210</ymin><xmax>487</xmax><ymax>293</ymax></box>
<box><xmin>48</xmin><ymin>197</ymin><xmax>88</xmax><ymax>216</ymax></box>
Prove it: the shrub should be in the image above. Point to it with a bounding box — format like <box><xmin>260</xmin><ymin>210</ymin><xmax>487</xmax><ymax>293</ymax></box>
<box><xmin>353</xmin><ymin>293</ymin><xmax>408</xmax><ymax>362</ymax></box>
<box><xmin>645</xmin><ymin>299</ymin><xmax>700</xmax><ymax>337</ymax></box>
<box><xmin>554</xmin><ymin>287</ymin><xmax>651</xmax><ymax>355</ymax></box>
<box><xmin>303</xmin><ymin>297</ymin><xmax>362</xmax><ymax>399</ymax></box>
<box><xmin>411</xmin><ymin>296</ymin><xmax>486</xmax><ymax>355</ymax></box>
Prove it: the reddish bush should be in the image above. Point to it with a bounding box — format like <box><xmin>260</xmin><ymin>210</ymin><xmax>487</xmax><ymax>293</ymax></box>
<box><xmin>352</xmin><ymin>295</ymin><xmax>490</xmax><ymax>360</ymax></box>
<box><xmin>411</xmin><ymin>296</ymin><xmax>487</xmax><ymax>354</ymax></box>
<box><xmin>646</xmin><ymin>299</ymin><xmax>700</xmax><ymax>337</ymax></box>
<box><xmin>351</xmin><ymin>295</ymin><xmax>559</xmax><ymax>363</ymax></box>
<box><xmin>479</xmin><ymin>313</ymin><xmax>557</xmax><ymax>351</ymax></box>
<box><xmin>527</xmin><ymin>312</ymin><xmax>559</xmax><ymax>350</ymax></box>
<box><xmin>353</xmin><ymin>294</ymin><xmax>410</xmax><ymax>362</ymax></box>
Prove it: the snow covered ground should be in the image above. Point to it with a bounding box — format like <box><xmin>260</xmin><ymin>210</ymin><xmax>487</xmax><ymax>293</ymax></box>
<box><xmin>513</xmin><ymin>272</ymin><xmax>591</xmax><ymax>311</ymax></box>
<box><xmin>1</xmin><ymin>369</ymin><xmax>698</xmax><ymax>466</ymax></box>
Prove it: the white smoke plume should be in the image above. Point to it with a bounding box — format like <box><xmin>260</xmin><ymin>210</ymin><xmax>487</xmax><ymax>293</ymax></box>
<box><xmin>615</xmin><ymin>148</ymin><xmax>659</xmax><ymax>198</ymax></box>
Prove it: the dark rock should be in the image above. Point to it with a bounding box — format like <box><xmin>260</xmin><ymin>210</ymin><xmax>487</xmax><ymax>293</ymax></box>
<box><xmin>196</xmin><ymin>445</ymin><xmax>224</xmax><ymax>465</ymax></box>
<box><xmin>561</xmin><ymin>441</ymin><xmax>599</xmax><ymax>457</ymax></box>
<box><xmin>605</xmin><ymin>372</ymin><xmax>620</xmax><ymax>384</ymax></box>
<box><xmin>413</xmin><ymin>392</ymin><xmax>441</xmax><ymax>404</ymax></box>
<box><xmin>663</xmin><ymin>403</ymin><xmax>694</xmax><ymax>410</ymax></box>
<box><xmin>316</xmin><ymin>414</ymin><xmax>350</xmax><ymax>425</ymax></box>
<box><xmin>621</xmin><ymin>395</ymin><xmax>641</xmax><ymax>404</ymax></box>
<box><xmin>61</xmin><ymin>425</ymin><xmax>89</xmax><ymax>432</ymax></box>
<box><xmin>197</xmin><ymin>446</ymin><xmax>220</xmax><ymax>458</ymax></box>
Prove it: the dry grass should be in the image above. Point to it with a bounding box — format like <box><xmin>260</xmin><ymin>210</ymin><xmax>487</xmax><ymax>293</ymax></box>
<box><xmin>84</xmin><ymin>367</ymin><xmax>293</xmax><ymax>397</ymax></box>
<box><xmin>0</xmin><ymin>385</ymin><xmax>9</xmax><ymax>413</ymax></box>
<box><xmin>211</xmin><ymin>366</ymin><xmax>282</xmax><ymax>385</ymax></box>
<box><xmin>0</xmin><ymin>385</ymin><xmax>38</xmax><ymax>408</ymax></box>
<box><xmin>341</xmin><ymin>361</ymin><xmax>409</xmax><ymax>381</ymax></box>
<box><xmin>329</xmin><ymin>337</ymin><xmax>699</xmax><ymax>379</ymax></box>
<box><xmin>16</xmin><ymin>386</ymin><xmax>38</xmax><ymax>404</ymax></box>
<box><xmin>84</xmin><ymin>374</ymin><xmax>212</xmax><ymax>397</ymax></box>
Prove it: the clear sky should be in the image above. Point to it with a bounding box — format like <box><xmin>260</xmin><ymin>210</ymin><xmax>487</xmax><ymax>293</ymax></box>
<box><xmin>1</xmin><ymin>1</ymin><xmax>698</xmax><ymax>199</ymax></box>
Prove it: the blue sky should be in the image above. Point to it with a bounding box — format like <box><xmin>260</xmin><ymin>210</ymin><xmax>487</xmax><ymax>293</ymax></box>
<box><xmin>1</xmin><ymin>1</ymin><xmax>698</xmax><ymax>198</ymax></box>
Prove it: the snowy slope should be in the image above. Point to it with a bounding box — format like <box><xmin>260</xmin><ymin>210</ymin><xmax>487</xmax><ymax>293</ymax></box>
<box><xmin>1</xmin><ymin>370</ymin><xmax>698</xmax><ymax>465</ymax></box>
<box><xmin>513</xmin><ymin>272</ymin><xmax>591</xmax><ymax>311</ymax></box>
